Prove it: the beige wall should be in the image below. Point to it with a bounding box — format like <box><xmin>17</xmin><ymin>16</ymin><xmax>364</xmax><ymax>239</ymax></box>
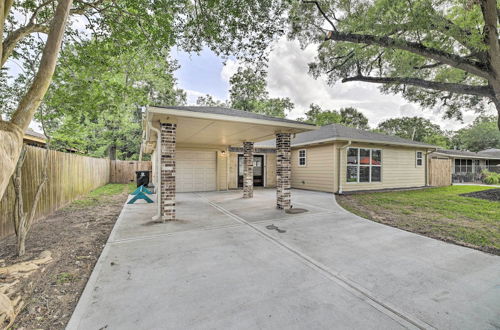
<box><xmin>228</xmin><ymin>151</ymin><xmax>276</xmax><ymax>189</ymax></box>
<box><xmin>336</xmin><ymin>142</ymin><xmax>427</xmax><ymax>192</ymax></box>
<box><xmin>291</xmin><ymin>143</ymin><xmax>335</xmax><ymax>192</ymax></box>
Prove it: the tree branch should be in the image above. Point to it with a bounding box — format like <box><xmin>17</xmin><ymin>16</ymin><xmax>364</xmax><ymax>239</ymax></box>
<box><xmin>302</xmin><ymin>0</ymin><xmax>337</xmax><ymax>32</ymax></box>
<box><xmin>1</xmin><ymin>23</ymin><xmax>50</xmax><ymax>67</ymax></box>
<box><xmin>341</xmin><ymin>75</ymin><xmax>492</xmax><ymax>97</ymax></box>
<box><xmin>326</xmin><ymin>31</ymin><xmax>490</xmax><ymax>80</ymax></box>
<box><xmin>10</xmin><ymin>0</ymin><xmax>73</xmax><ymax>130</ymax></box>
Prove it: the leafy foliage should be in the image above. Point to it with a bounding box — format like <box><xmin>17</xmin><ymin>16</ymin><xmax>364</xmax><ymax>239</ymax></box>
<box><xmin>302</xmin><ymin>104</ymin><xmax>369</xmax><ymax>129</ymax></box>
<box><xmin>451</xmin><ymin>116</ymin><xmax>500</xmax><ymax>151</ymax></box>
<box><xmin>39</xmin><ymin>39</ymin><xmax>186</xmax><ymax>159</ymax></box>
<box><xmin>228</xmin><ymin>66</ymin><xmax>294</xmax><ymax>118</ymax></box>
<box><xmin>377</xmin><ymin>116</ymin><xmax>450</xmax><ymax>147</ymax></box>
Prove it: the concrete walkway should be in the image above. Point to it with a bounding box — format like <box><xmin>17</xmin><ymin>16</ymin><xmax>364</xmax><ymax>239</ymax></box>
<box><xmin>68</xmin><ymin>189</ymin><xmax>500</xmax><ymax>330</ymax></box>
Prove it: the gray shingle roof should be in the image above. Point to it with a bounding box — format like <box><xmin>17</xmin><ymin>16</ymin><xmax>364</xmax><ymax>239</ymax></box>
<box><xmin>294</xmin><ymin>124</ymin><xmax>437</xmax><ymax>147</ymax></box>
<box><xmin>433</xmin><ymin>149</ymin><xmax>500</xmax><ymax>160</ymax></box>
<box><xmin>152</xmin><ymin>106</ymin><xmax>316</xmax><ymax>126</ymax></box>
<box><xmin>24</xmin><ymin>128</ymin><xmax>46</xmax><ymax>140</ymax></box>
<box><xmin>257</xmin><ymin>123</ymin><xmax>436</xmax><ymax>148</ymax></box>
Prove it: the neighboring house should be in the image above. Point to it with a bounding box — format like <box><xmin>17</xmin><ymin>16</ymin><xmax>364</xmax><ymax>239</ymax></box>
<box><xmin>431</xmin><ymin>149</ymin><xmax>500</xmax><ymax>183</ymax></box>
<box><xmin>24</xmin><ymin>128</ymin><xmax>47</xmax><ymax>147</ymax></box>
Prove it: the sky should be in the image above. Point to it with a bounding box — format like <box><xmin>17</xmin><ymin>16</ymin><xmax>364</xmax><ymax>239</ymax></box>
<box><xmin>172</xmin><ymin>37</ymin><xmax>494</xmax><ymax>131</ymax></box>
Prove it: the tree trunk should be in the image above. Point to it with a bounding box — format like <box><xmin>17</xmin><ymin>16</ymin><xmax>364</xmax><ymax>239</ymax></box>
<box><xmin>0</xmin><ymin>0</ymin><xmax>72</xmax><ymax>203</ymax></box>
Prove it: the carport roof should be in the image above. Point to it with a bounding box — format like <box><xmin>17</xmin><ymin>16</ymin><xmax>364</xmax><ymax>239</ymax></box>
<box><xmin>143</xmin><ymin>106</ymin><xmax>316</xmax><ymax>149</ymax></box>
<box><xmin>152</xmin><ymin>105</ymin><xmax>315</xmax><ymax>126</ymax></box>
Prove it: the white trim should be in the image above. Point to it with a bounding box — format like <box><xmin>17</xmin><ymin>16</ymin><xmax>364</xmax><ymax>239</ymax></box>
<box><xmin>346</xmin><ymin>147</ymin><xmax>382</xmax><ymax>184</ymax></box>
<box><xmin>432</xmin><ymin>151</ymin><xmax>500</xmax><ymax>160</ymax></box>
<box><xmin>416</xmin><ymin>151</ymin><xmax>424</xmax><ymax>167</ymax></box>
<box><xmin>291</xmin><ymin>137</ymin><xmax>436</xmax><ymax>149</ymax></box>
<box><xmin>148</xmin><ymin>106</ymin><xmax>317</xmax><ymax>131</ymax></box>
<box><xmin>298</xmin><ymin>149</ymin><xmax>307</xmax><ymax>167</ymax></box>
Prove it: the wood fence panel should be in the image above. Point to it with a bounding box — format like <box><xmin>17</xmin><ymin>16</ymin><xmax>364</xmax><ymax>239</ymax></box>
<box><xmin>429</xmin><ymin>158</ymin><xmax>452</xmax><ymax>187</ymax></box>
<box><xmin>0</xmin><ymin>146</ymin><xmax>110</xmax><ymax>239</ymax></box>
<box><xmin>110</xmin><ymin>160</ymin><xmax>152</xmax><ymax>184</ymax></box>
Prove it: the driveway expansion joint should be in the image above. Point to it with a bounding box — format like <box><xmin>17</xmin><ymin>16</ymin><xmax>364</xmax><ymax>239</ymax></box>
<box><xmin>200</xmin><ymin>194</ymin><xmax>435</xmax><ymax>330</ymax></box>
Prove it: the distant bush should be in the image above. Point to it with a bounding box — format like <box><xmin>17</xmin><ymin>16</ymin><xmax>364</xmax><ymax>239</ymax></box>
<box><xmin>482</xmin><ymin>170</ymin><xmax>500</xmax><ymax>185</ymax></box>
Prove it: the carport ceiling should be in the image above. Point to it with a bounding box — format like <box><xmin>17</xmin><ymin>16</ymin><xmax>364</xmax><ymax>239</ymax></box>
<box><xmin>146</xmin><ymin>106</ymin><xmax>316</xmax><ymax>146</ymax></box>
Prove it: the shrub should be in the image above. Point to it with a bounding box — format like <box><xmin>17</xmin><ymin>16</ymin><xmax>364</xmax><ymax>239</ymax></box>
<box><xmin>482</xmin><ymin>170</ymin><xmax>500</xmax><ymax>185</ymax></box>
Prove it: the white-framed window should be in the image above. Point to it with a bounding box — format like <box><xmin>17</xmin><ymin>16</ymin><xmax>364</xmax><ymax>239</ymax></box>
<box><xmin>346</xmin><ymin>148</ymin><xmax>382</xmax><ymax>183</ymax></box>
<box><xmin>416</xmin><ymin>151</ymin><xmax>423</xmax><ymax>167</ymax></box>
<box><xmin>298</xmin><ymin>149</ymin><xmax>307</xmax><ymax>167</ymax></box>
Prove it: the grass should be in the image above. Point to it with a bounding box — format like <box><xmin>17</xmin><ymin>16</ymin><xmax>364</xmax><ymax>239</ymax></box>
<box><xmin>336</xmin><ymin>185</ymin><xmax>500</xmax><ymax>254</ymax></box>
<box><xmin>69</xmin><ymin>183</ymin><xmax>135</xmax><ymax>208</ymax></box>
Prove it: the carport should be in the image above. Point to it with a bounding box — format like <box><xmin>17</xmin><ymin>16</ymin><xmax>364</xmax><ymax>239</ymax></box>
<box><xmin>142</xmin><ymin>106</ymin><xmax>316</xmax><ymax>221</ymax></box>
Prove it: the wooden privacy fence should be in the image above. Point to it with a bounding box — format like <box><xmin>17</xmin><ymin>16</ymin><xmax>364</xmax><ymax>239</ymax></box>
<box><xmin>429</xmin><ymin>157</ymin><xmax>452</xmax><ymax>187</ymax></box>
<box><xmin>0</xmin><ymin>146</ymin><xmax>110</xmax><ymax>239</ymax></box>
<box><xmin>110</xmin><ymin>160</ymin><xmax>152</xmax><ymax>184</ymax></box>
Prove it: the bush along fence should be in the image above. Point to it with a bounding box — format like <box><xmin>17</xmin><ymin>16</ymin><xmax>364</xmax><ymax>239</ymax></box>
<box><xmin>0</xmin><ymin>146</ymin><xmax>110</xmax><ymax>239</ymax></box>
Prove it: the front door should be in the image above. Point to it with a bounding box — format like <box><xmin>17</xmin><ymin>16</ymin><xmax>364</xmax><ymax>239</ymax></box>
<box><xmin>238</xmin><ymin>155</ymin><xmax>264</xmax><ymax>188</ymax></box>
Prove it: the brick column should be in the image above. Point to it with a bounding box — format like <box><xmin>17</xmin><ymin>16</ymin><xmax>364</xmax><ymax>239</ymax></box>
<box><xmin>276</xmin><ymin>133</ymin><xmax>291</xmax><ymax>209</ymax></box>
<box><xmin>160</xmin><ymin>123</ymin><xmax>176</xmax><ymax>221</ymax></box>
<box><xmin>243</xmin><ymin>141</ymin><xmax>254</xmax><ymax>198</ymax></box>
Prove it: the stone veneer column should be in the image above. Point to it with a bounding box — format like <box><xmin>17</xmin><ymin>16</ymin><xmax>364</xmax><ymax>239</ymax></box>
<box><xmin>160</xmin><ymin>123</ymin><xmax>176</xmax><ymax>221</ymax></box>
<box><xmin>276</xmin><ymin>133</ymin><xmax>291</xmax><ymax>209</ymax></box>
<box><xmin>243</xmin><ymin>141</ymin><xmax>254</xmax><ymax>198</ymax></box>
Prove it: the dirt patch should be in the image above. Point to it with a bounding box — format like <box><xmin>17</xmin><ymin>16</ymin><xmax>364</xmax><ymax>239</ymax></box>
<box><xmin>460</xmin><ymin>188</ymin><xmax>500</xmax><ymax>202</ymax></box>
<box><xmin>0</xmin><ymin>189</ymin><xmax>128</xmax><ymax>329</ymax></box>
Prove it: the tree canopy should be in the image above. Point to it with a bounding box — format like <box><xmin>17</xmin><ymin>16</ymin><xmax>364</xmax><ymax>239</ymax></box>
<box><xmin>183</xmin><ymin>0</ymin><xmax>500</xmax><ymax>129</ymax></box>
<box><xmin>302</xmin><ymin>104</ymin><xmax>369</xmax><ymax>129</ymax></box>
<box><xmin>40</xmin><ymin>39</ymin><xmax>186</xmax><ymax>159</ymax></box>
<box><xmin>377</xmin><ymin>116</ymin><xmax>450</xmax><ymax>147</ymax></box>
<box><xmin>451</xmin><ymin>116</ymin><xmax>500</xmax><ymax>151</ymax></box>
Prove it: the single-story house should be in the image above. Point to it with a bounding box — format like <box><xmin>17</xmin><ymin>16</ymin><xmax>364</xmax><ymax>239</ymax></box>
<box><xmin>253</xmin><ymin>124</ymin><xmax>438</xmax><ymax>193</ymax></box>
<box><xmin>430</xmin><ymin>148</ymin><xmax>500</xmax><ymax>183</ymax></box>
<box><xmin>142</xmin><ymin>106</ymin><xmax>441</xmax><ymax>221</ymax></box>
<box><xmin>24</xmin><ymin>128</ymin><xmax>47</xmax><ymax>147</ymax></box>
<box><xmin>142</xmin><ymin>106</ymin><xmax>316</xmax><ymax>221</ymax></box>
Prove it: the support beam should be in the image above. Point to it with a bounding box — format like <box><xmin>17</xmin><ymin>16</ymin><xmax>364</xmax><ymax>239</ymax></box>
<box><xmin>243</xmin><ymin>141</ymin><xmax>254</xmax><ymax>198</ymax></box>
<box><xmin>276</xmin><ymin>133</ymin><xmax>291</xmax><ymax>209</ymax></box>
<box><xmin>160</xmin><ymin>123</ymin><xmax>176</xmax><ymax>221</ymax></box>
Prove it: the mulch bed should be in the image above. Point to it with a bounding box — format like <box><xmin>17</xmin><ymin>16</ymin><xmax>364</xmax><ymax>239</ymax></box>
<box><xmin>0</xmin><ymin>191</ymin><xmax>128</xmax><ymax>329</ymax></box>
<box><xmin>460</xmin><ymin>188</ymin><xmax>500</xmax><ymax>202</ymax></box>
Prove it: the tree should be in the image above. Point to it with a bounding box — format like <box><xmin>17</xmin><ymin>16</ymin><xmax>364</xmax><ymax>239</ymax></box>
<box><xmin>196</xmin><ymin>94</ymin><xmax>228</xmax><ymax>107</ymax></box>
<box><xmin>377</xmin><ymin>116</ymin><xmax>449</xmax><ymax>147</ymax></box>
<box><xmin>184</xmin><ymin>0</ymin><xmax>500</xmax><ymax>129</ymax></box>
<box><xmin>0</xmin><ymin>0</ymin><xmax>72</xmax><ymax>205</ymax></box>
<box><xmin>293</xmin><ymin>0</ymin><xmax>500</xmax><ymax>129</ymax></box>
<box><xmin>303</xmin><ymin>103</ymin><xmax>341</xmax><ymax>126</ymax></box>
<box><xmin>0</xmin><ymin>0</ymin><xmax>191</xmax><ymax>201</ymax></box>
<box><xmin>451</xmin><ymin>116</ymin><xmax>500</xmax><ymax>151</ymax></box>
<box><xmin>228</xmin><ymin>66</ymin><xmax>294</xmax><ymax>118</ymax></box>
<box><xmin>339</xmin><ymin>107</ymin><xmax>369</xmax><ymax>130</ymax></box>
<box><xmin>40</xmin><ymin>39</ymin><xmax>186</xmax><ymax>159</ymax></box>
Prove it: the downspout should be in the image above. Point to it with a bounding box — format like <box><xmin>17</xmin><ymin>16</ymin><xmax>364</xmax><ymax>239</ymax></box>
<box><xmin>149</xmin><ymin>122</ymin><xmax>161</xmax><ymax>221</ymax></box>
<box><xmin>338</xmin><ymin>141</ymin><xmax>352</xmax><ymax>194</ymax></box>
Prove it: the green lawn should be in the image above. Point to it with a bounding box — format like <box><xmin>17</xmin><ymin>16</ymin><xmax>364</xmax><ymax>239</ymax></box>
<box><xmin>336</xmin><ymin>186</ymin><xmax>500</xmax><ymax>255</ymax></box>
<box><xmin>69</xmin><ymin>183</ymin><xmax>135</xmax><ymax>208</ymax></box>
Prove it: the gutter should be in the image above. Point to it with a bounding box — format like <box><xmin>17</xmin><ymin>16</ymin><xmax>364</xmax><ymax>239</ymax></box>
<box><xmin>338</xmin><ymin>141</ymin><xmax>352</xmax><ymax>194</ymax></box>
<box><xmin>148</xmin><ymin>121</ymin><xmax>162</xmax><ymax>221</ymax></box>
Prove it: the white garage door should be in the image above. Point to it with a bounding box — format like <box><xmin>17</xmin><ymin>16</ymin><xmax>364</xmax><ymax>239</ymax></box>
<box><xmin>176</xmin><ymin>150</ymin><xmax>217</xmax><ymax>192</ymax></box>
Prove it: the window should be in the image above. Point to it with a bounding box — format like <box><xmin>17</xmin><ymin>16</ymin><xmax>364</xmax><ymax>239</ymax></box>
<box><xmin>298</xmin><ymin>149</ymin><xmax>307</xmax><ymax>167</ymax></box>
<box><xmin>416</xmin><ymin>151</ymin><xmax>423</xmax><ymax>166</ymax></box>
<box><xmin>346</xmin><ymin>148</ymin><xmax>382</xmax><ymax>183</ymax></box>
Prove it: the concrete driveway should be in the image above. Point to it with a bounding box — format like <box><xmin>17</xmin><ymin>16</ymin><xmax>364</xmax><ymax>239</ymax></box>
<box><xmin>68</xmin><ymin>189</ymin><xmax>500</xmax><ymax>330</ymax></box>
